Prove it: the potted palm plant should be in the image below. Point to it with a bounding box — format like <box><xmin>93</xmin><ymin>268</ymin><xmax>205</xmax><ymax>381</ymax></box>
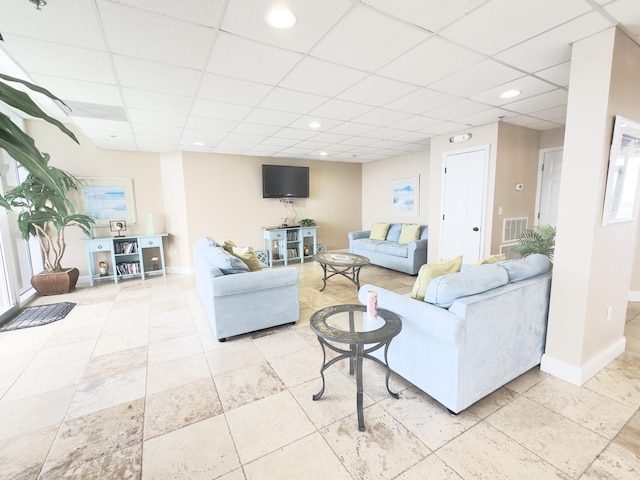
<box><xmin>4</xmin><ymin>155</ymin><xmax>94</xmax><ymax>294</ymax></box>
<box><xmin>513</xmin><ymin>225</ymin><xmax>556</xmax><ymax>260</ymax></box>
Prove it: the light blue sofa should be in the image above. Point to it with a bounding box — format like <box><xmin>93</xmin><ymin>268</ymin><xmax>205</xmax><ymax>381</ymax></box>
<box><xmin>358</xmin><ymin>254</ymin><xmax>552</xmax><ymax>413</ymax></box>
<box><xmin>348</xmin><ymin>224</ymin><xmax>428</xmax><ymax>275</ymax></box>
<box><xmin>194</xmin><ymin>237</ymin><xmax>299</xmax><ymax>341</ymax></box>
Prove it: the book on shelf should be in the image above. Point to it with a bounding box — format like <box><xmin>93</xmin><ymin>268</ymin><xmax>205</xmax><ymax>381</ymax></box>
<box><xmin>116</xmin><ymin>241</ymin><xmax>138</xmax><ymax>254</ymax></box>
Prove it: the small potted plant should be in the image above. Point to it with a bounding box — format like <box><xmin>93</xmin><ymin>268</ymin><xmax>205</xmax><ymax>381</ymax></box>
<box><xmin>4</xmin><ymin>155</ymin><xmax>95</xmax><ymax>294</ymax></box>
<box><xmin>513</xmin><ymin>225</ymin><xmax>556</xmax><ymax>260</ymax></box>
<box><xmin>298</xmin><ymin>218</ymin><xmax>316</xmax><ymax>227</ymax></box>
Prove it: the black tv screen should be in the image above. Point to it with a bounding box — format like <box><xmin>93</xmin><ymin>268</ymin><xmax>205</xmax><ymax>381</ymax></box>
<box><xmin>262</xmin><ymin>164</ymin><xmax>309</xmax><ymax>198</ymax></box>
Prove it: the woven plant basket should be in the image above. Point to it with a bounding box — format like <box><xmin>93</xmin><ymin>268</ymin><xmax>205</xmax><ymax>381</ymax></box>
<box><xmin>30</xmin><ymin>268</ymin><xmax>80</xmax><ymax>295</ymax></box>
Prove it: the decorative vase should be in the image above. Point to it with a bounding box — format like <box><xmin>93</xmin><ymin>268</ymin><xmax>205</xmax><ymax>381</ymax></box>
<box><xmin>30</xmin><ymin>268</ymin><xmax>80</xmax><ymax>295</ymax></box>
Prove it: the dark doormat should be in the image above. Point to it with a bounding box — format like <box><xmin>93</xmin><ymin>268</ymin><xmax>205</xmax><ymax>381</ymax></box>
<box><xmin>0</xmin><ymin>302</ymin><xmax>76</xmax><ymax>332</ymax></box>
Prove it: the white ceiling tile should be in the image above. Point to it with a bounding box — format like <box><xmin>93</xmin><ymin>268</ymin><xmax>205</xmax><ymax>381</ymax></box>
<box><xmin>32</xmin><ymin>75</ymin><xmax>122</xmax><ymax>106</ymax></box>
<box><xmin>107</xmin><ymin>0</ymin><xmax>225</xmax><ymax>28</ymax></box>
<box><xmin>440</xmin><ymin>0</ymin><xmax>592</xmax><ymax>55</ymax></box>
<box><xmin>258</xmin><ymin>88</ymin><xmax>328</xmax><ymax>114</ymax></box>
<box><xmin>2</xmin><ymin>35</ymin><xmax>114</xmax><ymax>83</ymax></box>
<box><xmin>428</xmin><ymin>59</ymin><xmax>523</xmax><ymax>97</ymax></box>
<box><xmin>185</xmin><ymin>116</ymin><xmax>237</xmax><ymax>132</ymax></box>
<box><xmin>122</xmin><ymin>89</ymin><xmax>192</xmax><ymax>115</ymax></box>
<box><xmin>388</xmin><ymin>115</ymin><xmax>442</xmax><ymax>132</ymax></box>
<box><xmin>534</xmin><ymin>61</ymin><xmax>572</xmax><ymax>87</ymax></box>
<box><xmin>385</xmin><ymin>88</ymin><xmax>459</xmax><ymax>115</ymax></box>
<box><xmin>181</xmin><ymin>129</ymin><xmax>227</xmax><ymax>144</ymax></box>
<box><xmin>503</xmin><ymin>89</ymin><xmax>569</xmax><ymax>115</ymax></box>
<box><xmin>207</xmin><ymin>32</ymin><xmax>303</xmax><ymax>84</ymax></box>
<box><xmin>279</xmin><ymin>56</ymin><xmax>368</xmax><ymax>97</ymax></box>
<box><xmin>423</xmin><ymin>121</ymin><xmax>470</xmax><ymax>135</ymax></box>
<box><xmin>131</xmin><ymin>124</ymin><xmax>183</xmax><ymax>136</ymax></box>
<box><xmin>98</xmin><ymin>1</ymin><xmax>214</xmax><ymax>70</ymax></box>
<box><xmin>605</xmin><ymin>0</ymin><xmax>640</xmax><ymax>35</ymax></box>
<box><xmin>287</xmin><ymin>116</ymin><xmax>343</xmax><ymax>131</ymax></box>
<box><xmin>470</xmin><ymin>76</ymin><xmax>557</xmax><ymax>106</ymax></box>
<box><xmin>361</xmin><ymin>0</ymin><xmax>487</xmax><ymax>32</ymax></box>
<box><xmin>352</xmin><ymin>108</ymin><xmax>413</xmax><ymax>127</ymax></box>
<box><xmin>495</xmin><ymin>12</ymin><xmax>613</xmax><ymax>73</ymax></box>
<box><xmin>338</xmin><ymin>75</ymin><xmax>417</xmax><ymax>106</ymax></box>
<box><xmin>424</xmin><ymin>99</ymin><xmax>492</xmax><ymax>122</ymax></box>
<box><xmin>221</xmin><ymin>0</ymin><xmax>352</xmax><ymax>52</ymax></box>
<box><xmin>456</xmin><ymin>107</ymin><xmax>518</xmax><ymax>127</ymax></box>
<box><xmin>242</xmin><ymin>108</ymin><xmax>301</xmax><ymax>127</ymax></box>
<box><xmin>190</xmin><ymin>99</ymin><xmax>252</xmax><ymax>121</ymax></box>
<box><xmin>114</xmin><ymin>55</ymin><xmax>201</xmax><ymax>96</ymax></box>
<box><xmin>232</xmin><ymin>123</ymin><xmax>282</xmax><ymax>136</ymax></box>
<box><xmin>311</xmin><ymin>5</ymin><xmax>427</xmax><ymax>72</ymax></box>
<box><xmin>268</xmin><ymin>127</ymin><xmax>317</xmax><ymax>141</ymax></box>
<box><xmin>504</xmin><ymin>115</ymin><xmax>542</xmax><ymax>127</ymax></box>
<box><xmin>0</xmin><ymin>0</ymin><xmax>106</xmax><ymax>50</ymax></box>
<box><xmin>127</xmin><ymin>108</ymin><xmax>187</xmax><ymax>126</ymax></box>
<box><xmin>528</xmin><ymin>105</ymin><xmax>568</xmax><ymax>121</ymax></box>
<box><xmin>70</xmin><ymin>117</ymin><xmax>131</xmax><ymax>133</ymax></box>
<box><xmin>361</xmin><ymin>127</ymin><xmax>406</xmax><ymax>140</ymax></box>
<box><xmin>326</xmin><ymin>123</ymin><xmax>377</xmax><ymax>136</ymax></box>
<box><xmin>379</xmin><ymin>36</ymin><xmax>483</xmax><ymax>86</ymax></box>
<box><xmin>224</xmin><ymin>133</ymin><xmax>267</xmax><ymax>144</ymax></box>
<box><xmin>198</xmin><ymin>73</ymin><xmax>272</xmax><ymax>105</ymax></box>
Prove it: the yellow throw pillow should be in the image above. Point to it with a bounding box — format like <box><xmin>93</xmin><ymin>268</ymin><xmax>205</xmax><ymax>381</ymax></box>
<box><xmin>411</xmin><ymin>256</ymin><xmax>463</xmax><ymax>301</ymax></box>
<box><xmin>398</xmin><ymin>224</ymin><xmax>421</xmax><ymax>244</ymax></box>
<box><xmin>473</xmin><ymin>253</ymin><xmax>506</xmax><ymax>267</ymax></box>
<box><xmin>231</xmin><ymin>246</ymin><xmax>263</xmax><ymax>272</ymax></box>
<box><xmin>223</xmin><ymin>239</ymin><xmax>237</xmax><ymax>253</ymax></box>
<box><xmin>369</xmin><ymin>223</ymin><xmax>390</xmax><ymax>240</ymax></box>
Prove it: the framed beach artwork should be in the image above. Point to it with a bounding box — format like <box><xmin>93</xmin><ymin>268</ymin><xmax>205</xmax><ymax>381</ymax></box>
<box><xmin>602</xmin><ymin>116</ymin><xmax>640</xmax><ymax>226</ymax></box>
<box><xmin>79</xmin><ymin>178</ymin><xmax>137</xmax><ymax>226</ymax></box>
<box><xmin>390</xmin><ymin>176</ymin><xmax>419</xmax><ymax>216</ymax></box>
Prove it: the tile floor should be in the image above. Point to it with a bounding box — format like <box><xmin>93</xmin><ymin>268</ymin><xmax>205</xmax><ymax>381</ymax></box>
<box><xmin>0</xmin><ymin>261</ymin><xmax>639</xmax><ymax>479</ymax></box>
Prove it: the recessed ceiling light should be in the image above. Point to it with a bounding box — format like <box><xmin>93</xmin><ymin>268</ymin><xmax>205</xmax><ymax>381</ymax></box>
<box><xmin>193</xmin><ymin>141</ymin><xmax>205</xmax><ymax>146</ymax></box>
<box><xmin>309</xmin><ymin>121</ymin><xmax>322</xmax><ymax>129</ymax></box>
<box><xmin>500</xmin><ymin>89</ymin><xmax>522</xmax><ymax>99</ymax></box>
<box><xmin>320</xmin><ymin>151</ymin><xmax>328</xmax><ymax>156</ymax></box>
<box><xmin>266</xmin><ymin>8</ymin><xmax>296</xmax><ymax>29</ymax></box>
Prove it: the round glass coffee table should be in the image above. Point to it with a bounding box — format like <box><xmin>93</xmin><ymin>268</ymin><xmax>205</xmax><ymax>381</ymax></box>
<box><xmin>313</xmin><ymin>252</ymin><xmax>370</xmax><ymax>291</ymax></box>
<box><xmin>310</xmin><ymin>304</ymin><xmax>402</xmax><ymax>431</ymax></box>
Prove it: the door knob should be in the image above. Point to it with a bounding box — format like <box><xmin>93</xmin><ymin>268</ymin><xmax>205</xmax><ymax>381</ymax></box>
<box><xmin>473</xmin><ymin>227</ymin><xmax>479</xmax><ymax>231</ymax></box>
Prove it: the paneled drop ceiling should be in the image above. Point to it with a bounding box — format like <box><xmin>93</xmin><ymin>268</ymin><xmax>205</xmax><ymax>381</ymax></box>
<box><xmin>0</xmin><ymin>0</ymin><xmax>639</xmax><ymax>162</ymax></box>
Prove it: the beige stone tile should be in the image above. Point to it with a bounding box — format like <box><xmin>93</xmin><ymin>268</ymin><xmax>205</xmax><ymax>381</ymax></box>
<box><xmin>0</xmin><ymin>323</ymin><xmax>58</xmax><ymax>357</ymax></box>
<box><xmin>580</xmin><ymin>441</ymin><xmax>640</xmax><ymax>479</ymax></box>
<box><xmin>25</xmin><ymin>339</ymin><xmax>96</xmax><ymax>372</ymax></box>
<box><xmin>83</xmin><ymin>346</ymin><xmax>148</xmax><ymax>383</ymax></box>
<box><xmin>214</xmin><ymin>361</ymin><xmax>285</xmax><ymax>411</ymax></box>
<box><xmin>92</xmin><ymin>328</ymin><xmax>149</xmax><ymax>356</ymax></box>
<box><xmin>67</xmin><ymin>368</ymin><xmax>146</xmax><ymax>419</ymax></box>
<box><xmin>253</xmin><ymin>329</ymin><xmax>310</xmax><ymax>359</ymax></box>
<box><xmin>614</xmin><ymin>409</ymin><xmax>640</xmax><ymax>456</ymax></box>
<box><xmin>2</xmin><ymin>360</ymin><xmax>86</xmax><ymax>402</ymax></box>
<box><xmin>45</xmin><ymin>317</ymin><xmax>105</xmax><ymax>347</ymax></box>
<box><xmin>333</xmin><ymin>355</ymin><xmax>412</xmax><ymax>402</ymax></box>
<box><xmin>395</xmin><ymin>454</ymin><xmax>463</xmax><ymax>479</ymax></box>
<box><xmin>144</xmin><ymin>378</ymin><xmax>222</xmax><ymax>440</ymax></box>
<box><xmin>101</xmin><ymin>313</ymin><xmax>150</xmax><ymax>336</ymax></box>
<box><xmin>466</xmin><ymin>385</ymin><xmax>519</xmax><ymax>419</ymax></box>
<box><xmin>244</xmin><ymin>432</ymin><xmax>351</xmax><ymax>480</ymax></box>
<box><xmin>142</xmin><ymin>415</ymin><xmax>239</xmax><ymax>479</ymax></box>
<box><xmin>0</xmin><ymin>386</ymin><xmax>75</xmax><ymax>441</ymax></box>
<box><xmin>320</xmin><ymin>404</ymin><xmax>429</xmax><ymax>480</ymax></box>
<box><xmin>506</xmin><ymin>366</ymin><xmax>548</xmax><ymax>394</ymax></box>
<box><xmin>486</xmin><ymin>396</ymin><xmax>608</xmax><ymax>477</ymax></box>
<box><xmin>268</xmin><ymin>346</ymin><xmax>322</xmax><ymax>388</ymax></box>
<box><xmin>438</xmin><ymin>422</ymin><xmax>568</xmax><ymax>480</ymax></box>
<box><xmin>40</xmin><ymin>444</ymin><xmax>142</xmax><ymax>480</ymax></box>
<box><xmin>0</xmin><ymin>374</ymin><xmax>16</xmax><ymax>399</ymax></box>
<box><xmin>146</xmin><ymin>351</ymin><xmax>211</xmax><ymax>395</ymax></box>
<box><xmin>149</xmin><ymin>317</ymin><xmax>198</xmax><ymax>344</ymax></box>
<box><xmin>584</xmin><ymin>359</ymin><xmax>640</xmax><ymax>409</ymax></box>
<box><xmin>379</xmin><ymin>386</ymin><xmax>480</xmax><ymax>450</ymax></box>
<box><xmin>0</xmin><ymin>426</ymin><xmax>58</xmax><ymax>480</ymax></box>
<box><xmin>41</xmin><ymin>399</ymin><xmax>144</xmax><ymax>478</ymax></box>
<box><xmin>226</xmin><ymin>390</ymin><xmax>316</xmax><ymax>464</ymax></box>
<box><xmin>0</xmin><ymin>351</ymin><xmax>36</xmax><ymax>377</ymax></box>
<box><xmin>205</xmin><ymin>341</ymin><xmax>266</xmax><ymax>376</ymax></box>
<box><xmin>217</xmin><ymin>468</ymin><xmax>247</xmax><ymax>480</ymax></box>
<box><xmin>147</xmin><ymin>334</ymin><xmax>202</xmax><ymax>365</ymax></box>
<box><xmin>525</xmin><ymin>375</ymin><xmax>636</xmax><ymax>439</ymax></box>
<box><xmin>290</xmin><ymin>371</ymin><xmax>376</xmax><ymax>429</ymax></box>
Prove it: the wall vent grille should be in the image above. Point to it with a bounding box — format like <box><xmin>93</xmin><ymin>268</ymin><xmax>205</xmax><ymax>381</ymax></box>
<box><xmin>499</xmin><ymin>243</ymin><xmax>521</xmax><ymax>260</ymax></box>
<box><xmin>502</xmin><ymin>217</ymin><xmax>528</xmax><ymax>243</ymax></box>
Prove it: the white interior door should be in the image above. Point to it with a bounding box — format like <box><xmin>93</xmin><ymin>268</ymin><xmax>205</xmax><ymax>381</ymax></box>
<box><xmin>440</xmin><ymin>146</ymin><xmax>488</xmax><ymax>264</ymax></box>
<box><xmin>536</xmin><ymin>148</ymin><xmax>563</xmax><ymax>227</ymax></box>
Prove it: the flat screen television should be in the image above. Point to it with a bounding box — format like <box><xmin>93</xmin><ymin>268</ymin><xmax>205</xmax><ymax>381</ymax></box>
<box><xmin>262</xmin><ymin>164</ymin><xmax>309</xmax><ymax>198</ymax></box>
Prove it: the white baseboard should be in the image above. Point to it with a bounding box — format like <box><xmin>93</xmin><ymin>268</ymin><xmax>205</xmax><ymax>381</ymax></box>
<box><xmin>540</xmin><ymin>336</ymin><xmax>626</xmax><ymax>386</ymax></box>
<box><xmin>628</xmin><ymin>291</ymin><xmax>640</xmax><ymax>302</ymax></box>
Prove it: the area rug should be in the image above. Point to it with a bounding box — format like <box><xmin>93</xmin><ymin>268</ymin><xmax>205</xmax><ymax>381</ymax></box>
<box><xmin>0</xmin><ymin>302</ymin><xmax>76</xmax><ymax>332</ymax></box>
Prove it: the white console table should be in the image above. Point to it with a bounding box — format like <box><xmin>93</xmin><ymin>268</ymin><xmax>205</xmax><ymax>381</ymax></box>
<box><xmin>85</xmin><ymin>234</ymin><xmax>168</xmax><ymax>286</ymax></box>
<box><xmin>263</xmin><ymin>226</ymin><xmax>317</xmax><ymax>267</ymax></box>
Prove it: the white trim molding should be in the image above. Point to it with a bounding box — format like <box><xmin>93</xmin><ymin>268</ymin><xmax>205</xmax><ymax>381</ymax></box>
<box><xmin>628</xmin><ymin>290</ymin><xmax>640</xmax><ymax>302</ymax></box>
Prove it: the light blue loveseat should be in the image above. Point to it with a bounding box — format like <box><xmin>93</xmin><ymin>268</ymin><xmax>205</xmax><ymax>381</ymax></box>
<box><xmin>348</xmin><ymin>224</ymin><xmax>428</xmax><ymax>275</ymax></box>
<box><xmin>358</xmin><ymin>254</ymin><xmax>552</xmax><ymax>413</ymax></box>
<box><xmin>194</xmin><ymin>237</ymin><xmax>299</xmax><ymax>341</ymax></box>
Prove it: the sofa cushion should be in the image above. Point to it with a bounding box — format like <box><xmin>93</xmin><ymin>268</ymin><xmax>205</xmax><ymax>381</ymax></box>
<box><xmin>352</xmin><ymin>238</ymin><xmax>384</xmax><ymax>252</ymax></box>
<box><xmin>398</xmin><ymin>224</ymin><xmax>421</xmax><ymax>244</ymax></box>
<box><xmin>375</xmin><ymin>242</ymin><xmax>408</xmax><ymax>258</ymax></box>
<box><xmin>419</xmin><ymin>225</ymin><xmax>429</xmax><ymax>240</ymax></box>
<box><xmin>473</xmin><ymin>253</ymin><xmax>506</xmax><ymax>266</ymax></box>
<box><xmin>232</xmin><ymin>246</ymin><xmax>263</xmax><ymax>272</ymax></box>
<box><xmin>425</xmin><ymin>264</ymin><xmax>509</xmax><ymax>308</ymax></box>
<box><xmin>370</xmin><ymin>223</ymin><xmax>390</xmax><ymax>240</ymax></box>
<box><xmin>196</xmin><ymin>236</ymin><xmax>219</xmax><ymax>250</ymax></box>
<box><xmin>411</xmin><ymin>256</ymin><xmax>463</xmax><ymax>301</ymax></box>
<box><xmin>498</xmin><ymin>254</ymin><xmax>551</xmax><ymax>282</ymax></box>
<box><xmin>385</xmin><ymin>223</ymin><xmax>402</xmax><ymax>242</ymax></box>
<box><xmin>204</xmin><ymin>246</ymin><xmax>250</xmax><ymax>274</ymax></box>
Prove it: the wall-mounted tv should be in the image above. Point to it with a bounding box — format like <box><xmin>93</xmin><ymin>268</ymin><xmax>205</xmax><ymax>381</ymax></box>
<box><xmin>262</xmin><ymin>164</ymin><xmax>309</xmax><ymax>198</ymax></box>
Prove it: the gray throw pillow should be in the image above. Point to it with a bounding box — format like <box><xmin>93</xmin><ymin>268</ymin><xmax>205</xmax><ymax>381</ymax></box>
<box><xmin>204</xmin><ymin>246</ymin><xmax>250</xmax><ymax>274</ymax></box>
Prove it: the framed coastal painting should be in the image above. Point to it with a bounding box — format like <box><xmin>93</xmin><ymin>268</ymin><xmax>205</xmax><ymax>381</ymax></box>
<box><xmin>78</xmin><ymin>177</ymin><xmax>137</xmax><ymax>226</ymax></box>
<box><xmin>602</xmin><ymin>115</ymin><xmax>640</xmax><ymax>226</ymax></box>
<box><xmin>390</xmin><ymin>176</ymin><xmax>419</xmax><ymax>216</ymax></box>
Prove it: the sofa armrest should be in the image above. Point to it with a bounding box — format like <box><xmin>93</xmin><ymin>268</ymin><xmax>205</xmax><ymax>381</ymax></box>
<box><xmin>407</xmin><ymin>238</ymin><xmax>428</xmax><ymax>252</ymax></box>
<box><xmin>212</xmin><ymin>268</ymin><xmax>299</xmax><ymax>297</ymax></box>
<box><xmin>348</xmin><ymin>230</ymin><xmax>371</xmax><ymax>242</ymax></box>
<box><xmin>358</xmin><ymin>284</ymin><xmax>464</xmax><ymax>344</ymax></box>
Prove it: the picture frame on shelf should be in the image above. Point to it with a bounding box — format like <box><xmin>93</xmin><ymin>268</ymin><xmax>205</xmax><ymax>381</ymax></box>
<box><xmin>79</xmin><ymin>177</ymin><xmax>137</xmax><ymax>226</ymax></box>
